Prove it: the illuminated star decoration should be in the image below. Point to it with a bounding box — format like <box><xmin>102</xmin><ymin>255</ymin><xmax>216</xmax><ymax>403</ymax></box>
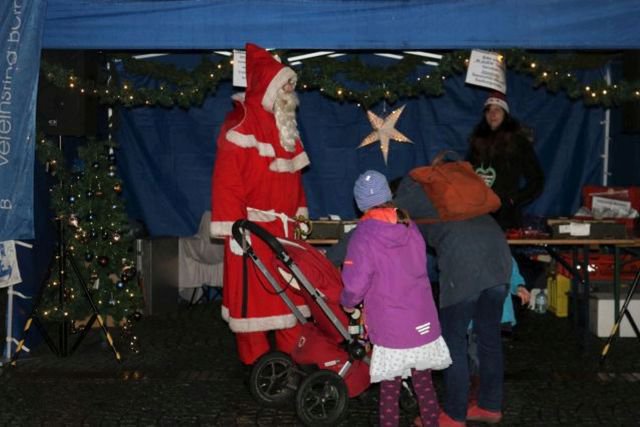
<box><xmin>359</xmin><ymin>105</ymin><xmax>412</xmax><ymax>164</ymax></box>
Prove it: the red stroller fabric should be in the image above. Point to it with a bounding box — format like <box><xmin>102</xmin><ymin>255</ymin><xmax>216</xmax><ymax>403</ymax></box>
<box><xmin>275</xmin><ymin>238</ymin><xmax>370</xmax><ymax>398</ymax></box>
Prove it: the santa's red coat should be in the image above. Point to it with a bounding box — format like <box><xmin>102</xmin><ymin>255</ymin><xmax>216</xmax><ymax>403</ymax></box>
<box><xmin>211</xmin><ymin>43</ymin><xmax>310</xmax><ymax>333</ymax></box>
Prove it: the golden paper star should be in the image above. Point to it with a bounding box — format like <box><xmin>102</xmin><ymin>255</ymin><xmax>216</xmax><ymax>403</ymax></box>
<box><xmin>359</xmin><ymin>105</ymin><xmax>412</xmax><ymax>164</ymax></box>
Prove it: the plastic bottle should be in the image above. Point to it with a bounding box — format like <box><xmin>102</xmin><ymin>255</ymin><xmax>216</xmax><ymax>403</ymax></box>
<box><xmin>534</xmin><ymin>289</ymin><xmax>548</xmax><ymax>314</ymax></box>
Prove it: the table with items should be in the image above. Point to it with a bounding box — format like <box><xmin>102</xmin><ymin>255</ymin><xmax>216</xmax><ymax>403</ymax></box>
<box><xmin>304</xmin><ymin>219</ymin><xmax>640</xmax><ymax>346</ymax></box>
<box><xmin>507</xmin><ymin>237</ymin><xmax>640</xmax><ymax>343</ymax></box>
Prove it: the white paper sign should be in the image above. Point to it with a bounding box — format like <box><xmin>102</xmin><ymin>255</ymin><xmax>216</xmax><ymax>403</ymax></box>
<box><xmin>465</xmin><ymin>49</ymin><xmax>507</xmax><ymax>94</ymax></box>
<box><xmin>343</xmin><ymin>223</ymin><xmax>357</xmax><ymax>234</ymax></box>
<box><xmin>559</xmin><ymin>223</ymin><xmax>591</xmax><ymax>236</ymax></box>
<box><xmin>592</xmin><ymin>196</ymin><xmax>632</xmax><ymax>218</ymax></box>
<box><xmin>0</xmin><ymin>240</ymin><xmax>22</xmax><ymax>288</ymax></box>
<box><xmin>232</xmin><ymin>50</ymin><xmax>247</xmax><ymax>88</ymax></box>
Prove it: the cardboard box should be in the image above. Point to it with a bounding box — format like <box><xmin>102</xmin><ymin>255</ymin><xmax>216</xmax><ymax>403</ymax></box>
<box><xmin>589</xmin><ymin>292</ymin><xmax>640</xmax><ymax>337</ymax></box>
<box><xmin>581</xmin><ymin>186</ymin><xmax>640</xmax><ymax>237</ymax></box>
<box><xmin>307</xmin><ymin>220</ymin><xmax>357</xmax><ymax>241</ymax></box>
<box><xmin>582</xmin><ymin>186</ymin><xmax>640</xmax><ymax>212</ymax></box>
<box><xmin>548</xmin><ymin>274</ymin><xmax>571</xmax><ymax>317</ymax></box>
<box><xmin>548</xmin><ymin>218</ymin><xmax>628</xmax><ymax>239</ymax></box>
<box><xmin>573</xmin><ymin>216</ymin><xmax>638</xmax><ymax>237</ymax></box>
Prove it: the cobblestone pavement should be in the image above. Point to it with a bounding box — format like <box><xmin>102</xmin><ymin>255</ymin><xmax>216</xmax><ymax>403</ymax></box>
<box><xmin>1</xmin><ymin>300</ymin><xmax>639</xmax><ymax>426</ymax></box>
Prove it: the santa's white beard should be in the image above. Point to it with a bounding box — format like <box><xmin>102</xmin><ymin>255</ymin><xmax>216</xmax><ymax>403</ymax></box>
<box><xmin>274</xmin><ymin>89</ymin><xmax>301</xmax><ymax>152</ymax></box>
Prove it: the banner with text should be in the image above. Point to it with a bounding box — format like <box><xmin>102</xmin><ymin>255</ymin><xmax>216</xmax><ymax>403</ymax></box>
<box><xmin>465</xmin><ymin>49</ymin><xmax>507</xmax><ymax>94</ymax></box>
<box><xmin>0</xmin><ymin>0</ymin><xmax>47</xmax><ymax>240</ymax></box>
<box><xmin>0</xmin><ymin>240</ymin><xmax>22</xmax><ymax>288</ymax></box>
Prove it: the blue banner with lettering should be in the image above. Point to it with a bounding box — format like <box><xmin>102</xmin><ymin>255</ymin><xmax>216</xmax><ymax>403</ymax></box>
<box><xmin>0</xmin><ymin>0</ymin><xmax>47</xmax><ymax>240</ymax></box>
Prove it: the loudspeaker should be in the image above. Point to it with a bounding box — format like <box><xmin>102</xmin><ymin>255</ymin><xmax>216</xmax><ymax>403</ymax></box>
<box><xmin>37</xmin><ymin>50</ymin><xmax>100</xmax><ymax>137</ymax></box>
<box><xmin>622</xmin><ymin>51</ymin><xmax>640</xmax><ymax>134</ymax></box>
<box><xmin>137</xmin><ymin>238</ymin><xmax>179</xmax><ymax>316</ymax></box>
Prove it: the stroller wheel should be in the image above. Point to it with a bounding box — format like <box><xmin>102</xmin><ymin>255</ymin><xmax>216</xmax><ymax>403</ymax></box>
<box><xmin>296</xmin><ymin>370</ymin><xmax>349</xmax><ymax>426</ymax></box>
<box><xmin>249</xmin><ymin>351</ymin><xmax>296</xmax><ymax>407</ymax></box>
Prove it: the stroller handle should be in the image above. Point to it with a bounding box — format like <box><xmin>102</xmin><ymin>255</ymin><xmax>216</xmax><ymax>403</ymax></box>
<box><xmin>232</xmin><ymin>219</ymin><xmax>360</xmax><ymax>347</ymax></box>
<box><xmin>232</xmin><ymin>219</ymin><xmax>288</xmax><ymax>262</ymax></box>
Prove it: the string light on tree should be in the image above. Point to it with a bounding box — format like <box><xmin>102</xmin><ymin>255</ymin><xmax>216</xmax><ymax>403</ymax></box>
<box><xmin>35</xmin><ymin>136</ymin><xmax>144</xmax><ymax>354</ymax></box>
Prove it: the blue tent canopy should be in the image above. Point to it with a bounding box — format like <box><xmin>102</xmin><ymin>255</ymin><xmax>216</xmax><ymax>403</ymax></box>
<box><xmin>5</xmin><ymin>0</ymin><xmax>640</xmax><ymax>241</ymax></box>
<box><xmin>33</xmin><ymin>0</ymin><xmax>640</xmax><ymax>236</ymax></box>
<box><xmin>4</xmin><ymin>0</ymin><xmax>640</xmax><ymax>361</ymax></box>
<box><xmin>43</xmin><ymin>0</ymin><xmax>640</xmax><ymax>50</ymax></box>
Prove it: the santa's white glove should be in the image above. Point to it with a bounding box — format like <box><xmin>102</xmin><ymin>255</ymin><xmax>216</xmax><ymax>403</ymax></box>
<box><xmin>230</xmin><ymin>233</ymin><xmax>251</xmax><ymax>256</ymax></box>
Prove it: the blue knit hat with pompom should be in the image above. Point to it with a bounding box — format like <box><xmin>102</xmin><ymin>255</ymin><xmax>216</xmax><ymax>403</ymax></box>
<box><xmin>353</xmin><ymin>170</ymin><xmax>392</xmax><ymax>212</ymax></box>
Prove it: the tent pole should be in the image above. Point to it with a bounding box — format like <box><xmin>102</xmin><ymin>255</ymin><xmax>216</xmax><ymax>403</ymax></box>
<box><xmin>602</xmin><ymin>64</ymin><xmax>612</xmax><ymax>186</ymax></box>
<box><xmin>4</xmin><ymin>285</ymin><xmax>13</xmax><ymax>361</ymax></box>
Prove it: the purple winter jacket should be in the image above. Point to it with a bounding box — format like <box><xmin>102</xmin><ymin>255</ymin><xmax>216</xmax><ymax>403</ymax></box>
<box><xmin>340</xmin><ymin>213</ymin><xmax>442</xmax><ymax>349</ymax></box>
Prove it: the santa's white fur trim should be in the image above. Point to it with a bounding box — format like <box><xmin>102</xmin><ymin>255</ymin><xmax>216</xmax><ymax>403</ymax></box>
<box><xmin>210</xmin><ymin>220</ymin><xmax>234</xmax><ymax>238</ymax></box>
<box><xmin>246</xmin><ymin>208</ymin><xmax>297</xmax><ymax>237</ymax></box>
<box><xmin>226</xmin><ymin>130</ymin><xmax>276</xmax><ymax>157</ymax></box>
<box><xmin>269</xmin><ymin>151</ymin><xmax>310</xmax><ymax>172</ymax></box>
<box><xmin>263</xmin><ymin>67</ymin><xmax>297</xmax><ymax>113</ymax></box>
<box><xmin>230</xmin><ymin>234</ymin><xmax>249</xmax><ymax>256</ymax></box>
<box><xmin>277</xmin><ymin>267</ymin><xmax>301</xmax><ymax>290</ymax></box>
<box><xmin>248</xmin><ymin>208</ymin><xmax>285</xmax><ymax>223</ymax></box>
<box><xmin>221</xmin><ymin>304</ymin><xmax>311</xmax><ymax>332</ymax></box>
<box><xmin>277</xmin><ymin>237</ymin><xmax>305</xmax><ymax>250</ymax></box>
<box><xmin>295</xmin><ymin>207</ymin><xmax>309</xmax><ymax>218</ymax></box>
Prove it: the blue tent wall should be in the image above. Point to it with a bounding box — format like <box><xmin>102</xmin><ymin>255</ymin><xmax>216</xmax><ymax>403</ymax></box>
<box><xmin>607</xmin><ymin>59</ymin><xmax>640</xmax><ymax>186</ymax></box>
<box><xmin>5</xmin><ymin>0</ymin><xmax>639</xmax><ymax>358</ymax></box>
<box><xmin>32</xmin><ymin>1</ymin><xmax>640</xmax><ymax>237</ymax></box>
<box><xmin>610</xmin><ymin>130</ymin><xmax>640</xmax><ymax>186</ymax></box>
<box><xmin>114</xmin><ymin>55</ymin><xmax>604</xmax><ymax>236</ymax></box>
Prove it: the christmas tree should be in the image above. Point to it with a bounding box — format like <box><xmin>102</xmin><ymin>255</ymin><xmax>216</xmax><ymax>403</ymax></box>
<box><xmin>36</xmin><ymin>136</ymin><xmax>144</xmax><ymax>331</ymax></box>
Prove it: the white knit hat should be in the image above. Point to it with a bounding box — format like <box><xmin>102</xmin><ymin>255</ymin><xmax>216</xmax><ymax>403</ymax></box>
<box><xmin>484</xmin><ymin>91</ymin><xmax>510</xmax><ymax>114</ymax></box>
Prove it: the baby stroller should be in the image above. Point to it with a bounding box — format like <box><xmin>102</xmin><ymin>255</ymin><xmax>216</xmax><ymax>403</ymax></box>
<box><xmin>232</xmin><ymin>219</ymin><xmax>371</xmax><ymax>426</ymax></box>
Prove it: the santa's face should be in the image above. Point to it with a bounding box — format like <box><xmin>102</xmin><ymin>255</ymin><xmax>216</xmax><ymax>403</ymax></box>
<box><xmin>274</xmin><ymin>84</ymin><xmax>300</xmax><ymax>151</ymax></box>
<box><xmin>275</xmin><ymin>84</ymin><xmax>299</xmax><ymax>112</ymax></box>
<box><xmin>484</xmin><ymin>104</ymin><xmax>505</xmax><ymax>131</ymax></box>
<box><xmin>282</xmin><ymin>78</ymin><xmax>296</xmax><ymax>94</ymax></box>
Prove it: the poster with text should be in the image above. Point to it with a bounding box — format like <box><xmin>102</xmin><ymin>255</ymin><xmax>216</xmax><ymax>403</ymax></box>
<box><xmin>0</xmin><ymin>240</ymin><xmax>22</xmax><ymax>288</ymax></box>
<box><xmin>232</xmin><ymin>50</ymin><xmax>247</xmax><ymax>88</ymax></box>
<box><xmin>0</xmin><ymin>0</ymin><xmax>48</xmax><ymax>240</ymax></box>
<box><xmin>465</xmin><ymin>49</ymin><xmax>506</xmax><ymax>94</ymax></box>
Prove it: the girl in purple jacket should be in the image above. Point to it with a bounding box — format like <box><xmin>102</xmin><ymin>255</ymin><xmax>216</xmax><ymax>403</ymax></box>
<box><xmin>341</xmin><ymin>170</ymin><xmax>451</xmax><ymax>427</ymax></box>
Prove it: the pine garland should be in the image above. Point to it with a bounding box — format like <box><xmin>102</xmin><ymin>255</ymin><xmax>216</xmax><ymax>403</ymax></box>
<box><xmin>39</xmin><ymin>49</ymin><xmax>640</xmax><ymax>109</ymax></box>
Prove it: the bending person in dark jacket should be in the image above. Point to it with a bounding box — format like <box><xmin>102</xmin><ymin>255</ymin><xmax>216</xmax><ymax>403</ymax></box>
<box><xmin>327</xmin><ymin>174</ymin><xmax>511</xmax><ymax>425</ymax></box>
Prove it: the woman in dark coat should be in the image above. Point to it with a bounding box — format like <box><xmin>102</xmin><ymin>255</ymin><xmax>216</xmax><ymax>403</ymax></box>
<box><xmin>468</xmin><ymin>92</ymin><xmax>544</xmax><ymax>230</ymax></box>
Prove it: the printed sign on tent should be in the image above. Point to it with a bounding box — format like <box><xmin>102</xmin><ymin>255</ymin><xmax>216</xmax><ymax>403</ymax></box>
<box><xmin>232</xmin><ymin>50</ymin><xmax>247</xmax><ymax>88</ymax></box>
<box><xmin>0</xmin><ymin>240</ymin><xmax>22</xmax><ymax>288</ymax></box>
<box><xmin>465</xmin><ymin>49</ymin><xmax>507</xmax><ymax>94</ymax></box>
<box><xmin>0</xmin><ymin>1</ymin><xmax>47</xmax><ymax>240</ymax></box>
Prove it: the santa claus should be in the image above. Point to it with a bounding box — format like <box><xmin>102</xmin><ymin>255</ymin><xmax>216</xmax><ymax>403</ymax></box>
<box><xmin>210</xmin><ymin>43</ymin><xmax>310</xmax><ymax>365</ymax></box>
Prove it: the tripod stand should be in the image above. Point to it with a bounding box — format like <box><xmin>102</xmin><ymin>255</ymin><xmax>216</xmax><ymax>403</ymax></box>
<box><xmin>11</xmin><ymin>217</ymin><xmax>121</xmax><ymax>364</ymax></box>
<box><xmin>600</xmin><ymin>268</ymin><xmax>640</xmax><ymax>364</ymax></box>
